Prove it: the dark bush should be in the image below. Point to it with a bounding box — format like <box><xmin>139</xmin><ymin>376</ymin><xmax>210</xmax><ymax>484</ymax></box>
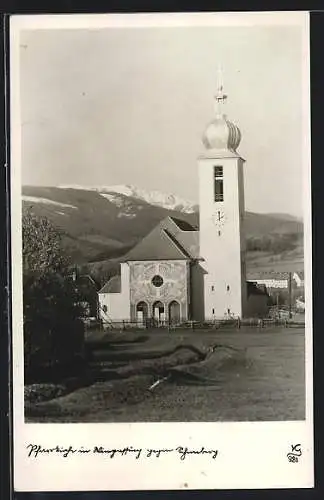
<box><xmin>23</xmin><ymin>211</ymin><xmax>85</xmax><ymax>384</ymax></box>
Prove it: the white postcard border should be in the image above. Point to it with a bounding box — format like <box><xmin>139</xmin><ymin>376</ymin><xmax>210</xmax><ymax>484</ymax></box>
<box><xmin>10</xmin><ymin>11</ymin><xmax>314</xmax><ymax>491</ymax></box>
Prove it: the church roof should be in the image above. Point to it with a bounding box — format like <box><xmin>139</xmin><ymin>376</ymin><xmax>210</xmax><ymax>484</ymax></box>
<box><xmin>122</xmin><ymin>216</ymin><xmax>199</xmax><ymax>262</ymax></box>
<box><xmin>123</xmin><ymin>226</ymin><xmax>190</xmax><ymax>261</ymax></box>
<box><xmin>99</xmin><ymin>275</ymin><xmax>121</xmax><ymax>294</ymax></box>
<box><xmin>175</xmin><ymin>231</ymin><xmax>200</xmax><ymax>259</ymax></box>
<box><xmin>168</xmin><ymin>217</ymin><xmax>197</xmax><ymax>231</ymax></box>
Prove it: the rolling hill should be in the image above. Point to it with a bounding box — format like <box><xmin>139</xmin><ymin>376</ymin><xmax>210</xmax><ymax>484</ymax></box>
<box><xmin>22</xmin><ymin>186</ymin><xmax>200</xmax><ymax>263</ymax></box>
<box><xmin>22</xmin><ymin>185</ymin><xmax>304</xmax><ymax>273</ymax></box>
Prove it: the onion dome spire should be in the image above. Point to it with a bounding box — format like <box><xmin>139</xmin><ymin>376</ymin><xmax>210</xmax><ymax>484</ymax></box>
<box><xmin>202</xmin><ymin>66</ymin><xmax>241</xmax><ymax>153</ymax></box>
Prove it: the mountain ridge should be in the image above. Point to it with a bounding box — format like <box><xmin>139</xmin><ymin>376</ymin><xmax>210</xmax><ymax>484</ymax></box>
<box><xmin>57</xmin><ymin>183</ymin><xmax>199</xmax><ymax>214</ymax></box>
<box><xmin>22</xmin><ymin>185</ymin><xmax>304</xmax><ymax>266</ymax></box>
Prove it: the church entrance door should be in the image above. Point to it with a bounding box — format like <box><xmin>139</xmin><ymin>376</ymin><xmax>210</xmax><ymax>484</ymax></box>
<box><xmin>169</xmin><ymin>300</ymin><xmax>181</xmax><ymax>325</ymax></box>
<box><xmin>136</xmin><ymin>301</ymin><xmax>148</xmax><ymax>326</ymax></box>
<box><xmin>152</xmin><ymin>301</ymin><xmax>165</xmax><ymax>324</ymax></box>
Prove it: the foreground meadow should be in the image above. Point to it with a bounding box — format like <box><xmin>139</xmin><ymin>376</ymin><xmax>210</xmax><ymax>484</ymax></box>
<box><xmin>25</xmin><ymin>327</ymin><xmax>305</xmax><ymax>422</ymax></box>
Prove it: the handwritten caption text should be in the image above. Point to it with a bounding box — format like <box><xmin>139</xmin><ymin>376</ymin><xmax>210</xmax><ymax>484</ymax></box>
<box><xmin>26</xmin><ymin>444</ymin><xmax>218</xmax><ymax>461</ymax></box>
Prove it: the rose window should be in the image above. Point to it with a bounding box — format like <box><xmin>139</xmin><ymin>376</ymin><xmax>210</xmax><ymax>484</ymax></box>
<box><xmin>151</xmin><ymin>275</ymin><xmax>164</xmax><ymax>287</ymax></box>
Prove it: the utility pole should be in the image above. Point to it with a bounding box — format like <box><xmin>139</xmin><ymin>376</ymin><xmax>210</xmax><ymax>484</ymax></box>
<box><xmin>288</xmin><ymin>272</ymin><xmax>292</xmax><ymax>319</ymax></box>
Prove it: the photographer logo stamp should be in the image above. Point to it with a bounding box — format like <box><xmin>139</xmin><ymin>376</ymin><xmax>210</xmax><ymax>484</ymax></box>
<box><xmin>287</xmin><ymin>444</ymin><xmax>302</xmax><ymax>463</ymax></box>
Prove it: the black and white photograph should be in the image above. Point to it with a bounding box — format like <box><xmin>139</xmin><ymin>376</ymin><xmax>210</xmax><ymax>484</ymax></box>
<box><xmin>10</xmin><ymin>11</ymin><xmax>313</xmax><ymax>491</ymax></box>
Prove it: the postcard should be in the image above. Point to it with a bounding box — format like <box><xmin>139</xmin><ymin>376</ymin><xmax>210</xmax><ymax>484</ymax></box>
<box><xmin>10</xmin><ymin>11</ymin><xmax>313</xmax><ymax>491</ymax></box>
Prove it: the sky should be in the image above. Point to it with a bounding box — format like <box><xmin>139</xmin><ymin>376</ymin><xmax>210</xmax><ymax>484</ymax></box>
<box><xmin>19</xmin><ymin>21</ymin><xmax>307</xmax><ymax>217</ymax></box>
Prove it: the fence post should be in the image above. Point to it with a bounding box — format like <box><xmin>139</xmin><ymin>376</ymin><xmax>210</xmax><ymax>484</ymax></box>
<box><xmin>288</xmin><ymin>272</ymin><xmax>293</xmax><ymax>319</ymax></box>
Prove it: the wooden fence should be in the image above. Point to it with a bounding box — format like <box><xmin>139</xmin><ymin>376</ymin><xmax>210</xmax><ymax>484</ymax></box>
<box><xmin>85</xmin><ymin>316</ymin><xmax>305</xmax><ymax>332</ymax></box>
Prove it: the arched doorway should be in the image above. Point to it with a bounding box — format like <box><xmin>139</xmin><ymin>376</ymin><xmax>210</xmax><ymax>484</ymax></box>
<box><xmin>169</xmin><ymin>300</ymin><xmax>181</xmax><ymax>324</ymax></box>
<box><xmin>152</xmin><ymin>301</ymin><xmax>165</xmax><ymax>323</ymax></box>
<box><xmin>136</xmin><ymin>301</ymin><xmax>148</xmax><ymax>325</ymax></box>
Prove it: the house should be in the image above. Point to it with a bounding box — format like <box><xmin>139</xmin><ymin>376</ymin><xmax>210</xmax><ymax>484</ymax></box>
<box><xmin>246</xmin><ymin>271</ymin><xmax>305</xmax><ymax>290</ymax></box>
<box><xmin>67</xmin><ymin>269</ymin><xmax>99</xmax><ymax>319</ymax></box>
<box><xmin>293</xmin><ymin>271</ymin><xmax>304</xmax><ymax>288</ymax></box>
<box><xmin>246</xmin><ymin>271</ymin><xmax>290</xmax><ymax>290</ymax></box>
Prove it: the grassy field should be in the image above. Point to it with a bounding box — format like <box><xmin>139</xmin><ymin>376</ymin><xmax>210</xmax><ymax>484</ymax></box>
<box><xmin>246</xmin><ymin>248</ymin><xmax>304</xmax><ymax>272</ymax></box>
<box><xmin>25</xmin><ymin>327</ymin><xmax>305</xmax><ymax>423</ymax></box>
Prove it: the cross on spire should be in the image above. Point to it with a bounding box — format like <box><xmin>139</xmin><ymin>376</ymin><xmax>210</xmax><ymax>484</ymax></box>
<box><xmin>214</xmin><ymin>65</ymin><xmax>227</xmax><ymax>116</ymax></box>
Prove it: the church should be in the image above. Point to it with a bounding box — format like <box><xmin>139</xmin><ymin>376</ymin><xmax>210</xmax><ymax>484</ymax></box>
<box><xmin>98</xmin><ymin>78</ymin><xmax>268</xmax><ymax>325</ymax></box>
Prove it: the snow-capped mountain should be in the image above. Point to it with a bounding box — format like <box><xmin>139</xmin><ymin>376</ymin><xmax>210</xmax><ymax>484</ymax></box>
<box><xmin>59</xmin><ymin>184</ymin><xmax>198</xmax><ymax>214</ymax></box>
<box><xmin>22</xmin><ymin>185</ymin><xmax>303</xmax><ymax>268</ymax></box>
<box><xmin>22</xmin><ymin>195</ymin><xmax>78</xmax><ymax>210</ymax></box>
<box><xmin>22</xmin><ymin>185</ymin><xmax>200</xmax><ymax>264</ymax></box>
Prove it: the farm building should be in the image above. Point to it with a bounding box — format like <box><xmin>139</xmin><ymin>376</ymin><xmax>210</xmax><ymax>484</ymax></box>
<box><xmin>246</xmin><ymin>271</ymin><xmax>304</xmax><ymax>290</ymax></box>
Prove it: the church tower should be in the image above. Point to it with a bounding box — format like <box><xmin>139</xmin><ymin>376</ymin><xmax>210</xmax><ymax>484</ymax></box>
<box><xmin>199</xmin><ymin>70</ymin><xmax>247</xmax><ymax>319</ymax></box>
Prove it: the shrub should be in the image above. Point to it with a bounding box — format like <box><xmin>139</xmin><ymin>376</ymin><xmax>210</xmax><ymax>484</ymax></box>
<box><xmin>23</xmin><ymin>211</ymin><xmax>85</xmax><ymax>383</ymax></box>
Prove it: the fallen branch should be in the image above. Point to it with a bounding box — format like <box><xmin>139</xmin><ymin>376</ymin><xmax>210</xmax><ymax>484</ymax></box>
<box><xmin>148</xmin><ymin>376</ymin><xmax>170</xmax><ymax>391</ymax></box>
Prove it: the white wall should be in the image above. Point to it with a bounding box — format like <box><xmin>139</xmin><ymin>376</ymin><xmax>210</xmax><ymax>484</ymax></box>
<box><xmin>98</xmin><ymin>263</ymin><xmax>130</xmax><ymax>323</ymax></box>
<box><xmin>198</xmin><ymin>154</ymin><xmax>247</xmax><ymax>319</ymax></box>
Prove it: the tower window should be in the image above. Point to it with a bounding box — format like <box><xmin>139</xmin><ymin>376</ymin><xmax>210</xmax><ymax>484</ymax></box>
<box><xmin>227</xmin><ymin>285</ymin><xmax>230</xmax><ymax>291</ymax></box>
<box><xmin>212</xmin><ymin>308</ymin><xmax>215</xmax><ymax>315</ymax></box>
<box><xmin>211</xmin><ymin>285</ymin><xmax>215</xmax><ymax>291</ymax></box>
<box><xmin>214</xmin><ymin>166</ymin><xmax>224</xmax><ymax>202</ymax></box>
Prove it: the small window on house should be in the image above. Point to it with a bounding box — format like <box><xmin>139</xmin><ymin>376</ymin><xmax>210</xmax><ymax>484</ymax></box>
<box><xmin>227</xmin><ymin>285</ymin><xmax>230</xmax><ymax>291</ymax></box>
<box><xmin>218</xmin><ymin>230</ymin><xmax>221</xmax><ymax>236</ymax></box>
<box><xmin>211</xmin><ymin>285</ymin><xmax>214</xmax><ymax>291</ymax></box>
<box><xmin>227</xmin><ymin>308</ymin><xmax>231</xmax><ymax>315</ymax></box>
<box><xmin>214</xmin><ymin>166</ymin><xmax>224</xmax><ymax>202</ymax></box>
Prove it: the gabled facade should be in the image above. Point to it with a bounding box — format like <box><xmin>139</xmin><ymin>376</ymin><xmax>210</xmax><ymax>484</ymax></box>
<box><xmin>98</xmin><ymin>216</ymin><xmax>200</xmax><ymax>324</ymax></box>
